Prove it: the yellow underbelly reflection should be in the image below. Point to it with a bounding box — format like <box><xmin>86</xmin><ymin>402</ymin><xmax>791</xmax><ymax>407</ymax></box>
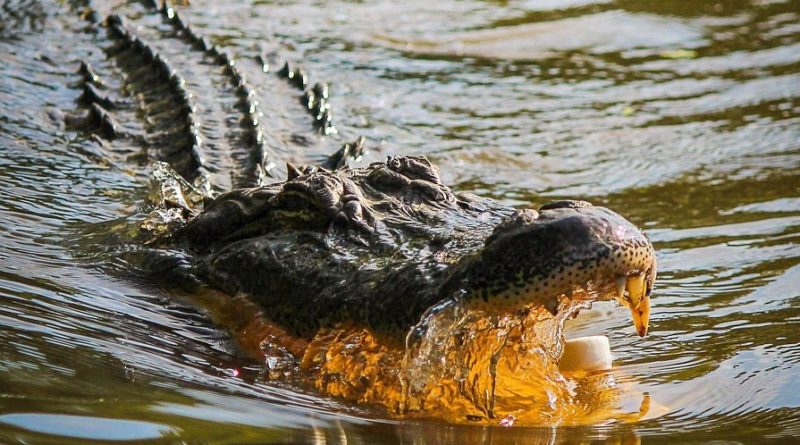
<box><xmin>189</xmin><ymin>289</ymin><xmax>656</xmax><ymax>426</ymax></box>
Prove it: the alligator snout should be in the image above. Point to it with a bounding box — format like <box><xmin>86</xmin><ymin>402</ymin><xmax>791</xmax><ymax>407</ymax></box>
<box><xmin>462</xmin><ymin>200</ymin><xmax>656</xmax><ymax>336</ymax></box>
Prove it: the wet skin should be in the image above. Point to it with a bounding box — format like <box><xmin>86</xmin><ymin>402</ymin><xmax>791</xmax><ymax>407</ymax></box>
<box><xmin>157</xmin><ymin>156</ymin><xmax>656</xmax><ymax>341</ymax></box>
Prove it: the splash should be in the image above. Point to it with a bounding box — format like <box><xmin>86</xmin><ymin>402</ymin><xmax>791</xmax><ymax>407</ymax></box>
<box><xmin>399</xmin><ymin>296</ymin><xmax>579</xmax><ymax>423</ymax></box>
<box><xmin>293</xmin><ymin>287</ymin><xmax>647</xmax><ymax>425</ymax></box>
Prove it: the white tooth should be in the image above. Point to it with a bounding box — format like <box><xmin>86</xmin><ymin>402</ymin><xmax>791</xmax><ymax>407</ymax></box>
<box><xmin>615</xmin><ymin>276</ymin><xmax>627</xmax><ymax>302</ymax></box>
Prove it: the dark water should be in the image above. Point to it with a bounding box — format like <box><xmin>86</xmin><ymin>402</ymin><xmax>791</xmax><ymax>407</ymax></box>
<box><xmin>1</xmin><ymin>0</ymin><xmax>799</xmax><ymax>443</ymax></box>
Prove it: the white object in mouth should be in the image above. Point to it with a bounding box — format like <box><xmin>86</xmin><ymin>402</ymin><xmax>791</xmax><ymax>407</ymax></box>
<box><xmin>558</xmin><ymin>335</ymin><xmax>612</xmax><ymax>373</ymax></box>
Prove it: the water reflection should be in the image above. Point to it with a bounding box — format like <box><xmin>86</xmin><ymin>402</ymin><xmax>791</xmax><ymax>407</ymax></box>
<box><xmin>375</xmin><ymin>10</ymin><xmax>707</xmax><ymax>60</ymax></box>
<box><xmin>1</xmin><ymin>0</ymin><xmax>799</xmax><ymax>442</ymax></box>
<box><xmin>0</xmin><ymin>414</ymin><xmax>178</xmax><ymax>441</ymax></box>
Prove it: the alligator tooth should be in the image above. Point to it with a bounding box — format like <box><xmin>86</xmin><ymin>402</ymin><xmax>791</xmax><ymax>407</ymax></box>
<box><xmin>630</xmin><ymin>294</ymin><xmax>650</xmax><ymax>337</ymax></box>
<box><xmin>615</xmin><ymin>276</ymin><xmax>626</xmax><ymax>302</ymax></box>
<box><xmin>278</xmin><ymin>61</ymin><xmax>292</xmax><ymax>78</ymax></box>
<box><xmin>626</xmin><ymin>273</ymin><xmax>645</xmax><ymax>310</ymax></box>
<box><xmin>625</xmin><ymin>273</ymin><xmax>649</xmax><ymax>336</ymax></box>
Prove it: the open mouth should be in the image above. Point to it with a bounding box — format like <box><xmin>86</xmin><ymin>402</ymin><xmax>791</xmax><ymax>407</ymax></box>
<box><xmin>548</xmin><ymin>270</ymin><xmax>655</xmax><ymax>379</ymax></box>
<box><xmin>558</xmin><ymin>273</ymin><xmax>654</xmax><ymax>373</ymax></box>
<box><xmin>396</xmin><ymin>278</ymin><xmax>650</xmax><ymax>424</ymax></box>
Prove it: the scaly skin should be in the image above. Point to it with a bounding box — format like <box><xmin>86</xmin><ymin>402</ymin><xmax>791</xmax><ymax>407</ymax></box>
<box><xmin>162</xmin><ymin>156</ymin><xmax>656</xmax><ymax>339</ymax></box>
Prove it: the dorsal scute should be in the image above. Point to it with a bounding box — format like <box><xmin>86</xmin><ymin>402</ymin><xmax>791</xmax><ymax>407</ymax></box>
<box><xmin>281</xmin><ymin>171</ymin><xmax>345</xmax><ymax>213</ymax></box>
<box><xmin>385</xmin><ymin>156</ymin><xmax>442</xmax><ymax>184</ymax></box>
<box><xmin>175</xmin><ymin>156</ymin><xmax>469</xmax><ymax>249</ymax></box>
<box><xmin>361</xmin><ymin>157</ymin><xmax>456</xmax><ymax>209</ymax></box>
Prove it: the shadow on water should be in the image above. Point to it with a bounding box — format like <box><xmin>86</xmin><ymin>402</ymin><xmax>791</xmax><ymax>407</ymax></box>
<box><xmin>0</xmin><ymin>0</ymin><xmax>798</xmax><ymax>442</ymax></box>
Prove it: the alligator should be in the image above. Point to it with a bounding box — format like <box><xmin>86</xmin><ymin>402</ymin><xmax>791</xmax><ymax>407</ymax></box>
<box><xmin>150</xmin><ymin>157</ymin><xmax>655</xmax><ymax>422</ymax></box>
<box><xmin>50</xmin><ymin>0</ymin><xmax>656</xmax><ymax>423</ymax></box>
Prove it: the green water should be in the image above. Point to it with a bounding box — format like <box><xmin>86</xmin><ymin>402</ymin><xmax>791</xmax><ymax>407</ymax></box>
<box><xmin>1</xmin><ymin>0</ymin><xmax>798</xmax><ymax>443</ymax></box>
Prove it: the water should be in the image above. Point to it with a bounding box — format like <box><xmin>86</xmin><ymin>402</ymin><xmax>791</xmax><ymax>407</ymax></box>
<box><xmin>1</xmin><ymin>0</ymin><xmax>799</xmax><ymax>442</ymax></box>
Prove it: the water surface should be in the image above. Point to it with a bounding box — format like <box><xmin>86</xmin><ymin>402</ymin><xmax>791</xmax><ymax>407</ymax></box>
<box><xmin>1</xmin><ymin>0</ymin><xmax>798</xmax><ymax>443</ymax></box>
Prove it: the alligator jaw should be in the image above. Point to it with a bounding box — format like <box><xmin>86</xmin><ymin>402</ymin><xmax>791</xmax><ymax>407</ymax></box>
<box><xmin>459</xmin><ymin>200</ymin><xmax>656</xmax><ymax>338</ymax></box>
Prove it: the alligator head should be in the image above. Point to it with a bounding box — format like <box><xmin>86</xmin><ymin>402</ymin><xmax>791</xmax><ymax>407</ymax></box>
<box><xmin>153</xmin><ymin>157</ymin><xmax>655</xmax><ymax>341</ymax></box>
<box><xmin>147</xmin><ymin>154</ymin><xmax>658</xmax><ymax>423</ymax></box>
